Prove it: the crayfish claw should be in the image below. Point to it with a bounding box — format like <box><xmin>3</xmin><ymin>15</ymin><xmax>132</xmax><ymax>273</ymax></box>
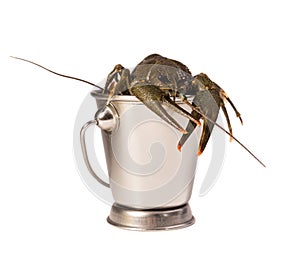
<box><xmin>196</xmin><ymin>149</ymin><xmax>203</xmax><ymax>156</ymax></box>
<box><xmin>177</xmin><ymin>144</ymin><xmax>182</xmax><ymax>152</ymax></box>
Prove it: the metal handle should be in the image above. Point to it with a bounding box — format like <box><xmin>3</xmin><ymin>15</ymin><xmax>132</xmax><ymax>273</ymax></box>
<box><xmin>80</xmin><ymin>119</ymin><xmax>110</xmax><ymax>188</ymax></box>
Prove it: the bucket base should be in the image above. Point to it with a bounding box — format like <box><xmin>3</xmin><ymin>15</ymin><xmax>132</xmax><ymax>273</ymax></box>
<box><xmin>107</xmin><ymin>203</ymin><xmax>195</xmax><ymax>231</ymax></box>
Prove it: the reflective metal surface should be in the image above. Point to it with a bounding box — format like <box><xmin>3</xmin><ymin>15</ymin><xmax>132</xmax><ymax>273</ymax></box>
<box><xmin>81</xmin><ymin>93</ymin><xmax>200</xmax><ymax>209</ymax></box>
<box><xmin>93</xmin><ymin>95</ymin><xmax>199</xmax><ymax>209</ymax></box>
<box><xmin>95</xmin><ymin>104</ymin><xmax>119</xmax><ymax>132</ymax></box>
<box><xmin>80</xmin><ymin>92</ymin><xmax>200</xmax><ymax>229</ymax></box>
<box><xmin>107</xmin><ymin>203</ymin><xmax>195</xmax><ymax>231</ymax></box>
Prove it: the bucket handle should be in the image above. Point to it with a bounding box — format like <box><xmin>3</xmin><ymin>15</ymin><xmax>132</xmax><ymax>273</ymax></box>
<box><xmin>80</xmin><ymin>119</ymin><xmax>110</xmax><ymax>188</ymax></box>
<box><xmin>80</xmin><ymin>104</ymin><xmax>119</xmax><ymax>188</ymax></box>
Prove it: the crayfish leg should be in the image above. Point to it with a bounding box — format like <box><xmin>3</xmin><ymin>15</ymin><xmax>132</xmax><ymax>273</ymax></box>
<box><xmin>115</xmin><ymin>68</ymin><xmax>131</xmax><ymax>95</ymax></box>
<box><xmin>177</xmin><ymin>109</ymin><xmax>201</xmax><ymax>151</ymax></box>
<box><xmin>144</xmin><ymin>100</ymin><xmax>188</xmax><ymax>134</ymax></box>
<box><xmin>163</xmin><ymin>96</ymin><xmax>201</xmax><ymax>127</ymax></box>
<box><xmin>227</xmin><ymin>97</ymin><xmax>243</xmax><ymax>125</ymax></box>
<box><xmin>220</xmin><ymin>90</ymin><xmax>243</xmax><ymax>125</ymax></box>
<box><xmin>176</xmin><ymin>92</ymin><xmax>204</xmax><ymax>116</ymax></box>
<box><xmin>221</xmin><ymin>104</ymin><xmax>234</xmax><ymax>142</ymax></box>
<box><xmin>104</xmin><ymin>64</ymin><xmax>130</xmax><ymax>104</ymax></box>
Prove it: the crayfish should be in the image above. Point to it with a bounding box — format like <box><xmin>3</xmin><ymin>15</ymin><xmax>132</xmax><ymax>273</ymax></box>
<box><xmin>11</xmin><ymin>54</ymin><xmax>265</xmax><ymax>167</ymax></box>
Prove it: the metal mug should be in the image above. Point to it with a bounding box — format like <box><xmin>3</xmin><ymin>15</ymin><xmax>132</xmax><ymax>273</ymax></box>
<box><xmin>80</xmin><ymin>91</ymin><xmax>200</xmax><ymax>230</ymax></box>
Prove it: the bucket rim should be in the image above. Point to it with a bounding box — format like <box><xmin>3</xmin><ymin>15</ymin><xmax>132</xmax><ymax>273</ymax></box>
<box><xmin>90</xmin><ymin>90</ymin><xmax>194</xmax><ymax>103</ymax></box>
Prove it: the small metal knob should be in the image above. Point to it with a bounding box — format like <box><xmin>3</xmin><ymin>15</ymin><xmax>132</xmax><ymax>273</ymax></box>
<box><xmin>95</xmin><ymin>104</ymin><xmax>119</xmax><ymax>132</ymax></box>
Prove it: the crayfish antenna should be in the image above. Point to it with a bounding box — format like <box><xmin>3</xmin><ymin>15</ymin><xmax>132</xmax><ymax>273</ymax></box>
<box><xmin>197</xmin><ymin>107</ymin><xmax>266</xmax><ymax>168</ymax></box>
<box><xmin>10</xmin><ymin>56</ymin><xmax>104</xmax><ymax>91</ymax></box>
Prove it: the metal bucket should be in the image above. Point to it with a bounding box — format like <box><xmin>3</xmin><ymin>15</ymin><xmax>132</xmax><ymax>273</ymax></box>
<box><xmin>80</xmin><ymin>92</ymin><xmax>200</xmax><ymax>230</ymax></box>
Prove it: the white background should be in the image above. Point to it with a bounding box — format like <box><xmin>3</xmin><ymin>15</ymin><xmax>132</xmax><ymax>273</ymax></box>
<box><xmin>1</xmin><ymin>0</ymin><xmax>299</xmax><ymax>272</ymax></box>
